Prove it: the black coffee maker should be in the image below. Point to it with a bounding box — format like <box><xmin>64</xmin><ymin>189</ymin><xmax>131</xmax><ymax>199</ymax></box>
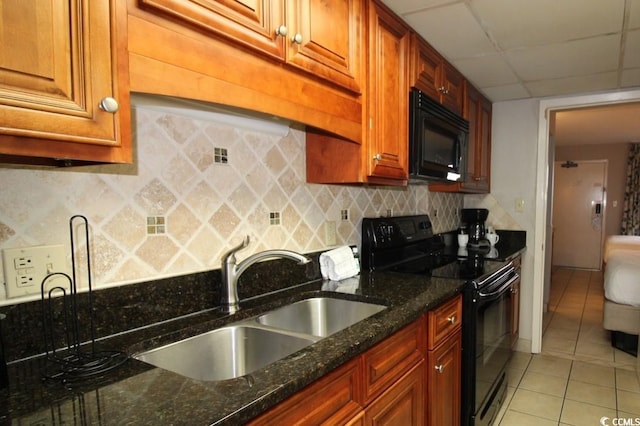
<box><xmin>461</xmin><ymin>208</ymin><xmax>490</xmax><ymax>249</ymax></box>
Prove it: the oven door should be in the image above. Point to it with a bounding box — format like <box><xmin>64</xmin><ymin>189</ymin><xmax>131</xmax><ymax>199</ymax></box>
<box><xmin>463</xmin><ymin>271</ymin><xmax>518</xmax><ymax>426</ymax></box>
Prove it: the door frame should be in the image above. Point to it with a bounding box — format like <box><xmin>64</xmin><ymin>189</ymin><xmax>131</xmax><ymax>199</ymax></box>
<box><xmin>532</xmin><ymin>88</ymin><xmax>640</xmax><ymax>353</ymax></box>
<box><xmin>551</xmin><ymin>159</ymin><xmax>608</xmax><ymax>270</ymax></box>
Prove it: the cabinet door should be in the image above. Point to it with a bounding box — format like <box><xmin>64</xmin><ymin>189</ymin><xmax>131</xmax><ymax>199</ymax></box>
<box><xmin>138</xmin><ymin>0</ymin><xmax>285</xmax><ymax>59</ymax></box>
<box><xmin>477</xmin><ymin>95</ymin><xmax>492</xmax><ymax>191</ymax></box>
<box><xmin>286</xmin><ymin>0</ymin><xmax>362</xmax><ymax>93</ymax></box>
<box><xmin>463</xmin><ymin>83</ymin><xmax>481</xmax><ymax>189</ymax></box>
<box><xmin>427</xmin><ymin>331</ymin><xmax>461</xmax><ymax>426</ymax></box>
<box><xmin>0</xmin><ymin>0</ymin><xmax>131</xmax><ymax>163</ymax></box>
<box><xmin>364</xmin><ymin>361</ymin><xmax>425</xmax><ymax>426</ymax></box>
<box><xmin>440</xmin><ymin>61</ymin><xmax>464</xmax><ymax>116</ymax></box>
<box><xmin>367</xmin><ymin>0</ymin><xmax>410</xmax><ymax>181</ymax></box>
<box><xmin>411</xmin><ymin>35</ymin><xmax>441</xmax><ymax>101</ymax></box>
<box><xmin>511</xmin><ymin>257</ymin><xmax>521</xmax><ymax>346</ymax></box>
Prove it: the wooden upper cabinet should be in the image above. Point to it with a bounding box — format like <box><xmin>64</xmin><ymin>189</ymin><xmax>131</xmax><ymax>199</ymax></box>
<box><xmin>410</xmin><ymin>34</ymin><xmax>464</xmax><ymax>116</ymax></box>
<box><xmin>138</xmin><ymin>0</ymin><xmax>362</xmax><ymax>93</ymax></box>
<box><xmin>305</xmin><ymin>0</ymin><xmax>409</xmax><ymax>186</ymax></box>
<box><xmin>139</xmin><ymin>0</ymin><xmax>285</xmax><ymax>58</ymax></box>
<box><xmin>0</xmin><ymin>0</ymin><xmax>131</xmax><ymax>164</ymax></box>
<box><xmin>286</xmin><ymin>0</ymin><xmax>362</xmax><ymax>93</ymax></box>
<box><xmin>430</xmin><ymin>82</ymin><xmax>492</xmax><ymax>193</ymax></box>
<box><xmin>366</xmin><ymin>0</ymin><xmax>410</xmax><ymax>182</ymax></box>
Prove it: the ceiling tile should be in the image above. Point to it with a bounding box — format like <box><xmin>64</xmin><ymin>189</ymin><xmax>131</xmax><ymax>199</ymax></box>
<box><xmin>505</xmin><ymin>35</ymin><xmax>620</xmax><ymax>81</ymax></box>
<box><xmin>452</xmin><ymin>55</ymin><xmax>519</xmax><ymax>88</ymax></box>
<box><xmin>482</xmin><ymin>84</ymin><xmax>530</xmax><ymax>102</ymax></box>
<box><xmin>470</xmin><ymin>0</ymin><xmax>625</xmax><ymax>50</ymax></box>
<box><xmin>623</xmin><ymin>29</ymin><xmax>640</xmax><ymax>69</ymax></box>
<box><xmin>402</xmin><ymin>3</ymin><xmax>497</xmax><ymax>59</ymax></box>
<box><xmin>525</xmin><ymin>72</ymin><xmax>618</xmax><ymax>98</ymax></box>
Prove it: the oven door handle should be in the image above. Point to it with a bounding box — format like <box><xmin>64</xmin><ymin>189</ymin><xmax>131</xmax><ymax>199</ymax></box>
<box><xmin>477</xmin><ymin>273</ymin><xmax>519</xmax><ymax>299</ymax></box>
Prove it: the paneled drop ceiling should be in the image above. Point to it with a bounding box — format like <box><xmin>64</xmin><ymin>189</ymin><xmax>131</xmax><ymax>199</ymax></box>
<box><xmin>381</xmin><ymin>0</ymin><xmax>640</xmax><ymax>145</ymax></box>
<box><xmin>382</xmin><ymin>0</ymin><xmax>640</xmax><ymax>102</ymax></box>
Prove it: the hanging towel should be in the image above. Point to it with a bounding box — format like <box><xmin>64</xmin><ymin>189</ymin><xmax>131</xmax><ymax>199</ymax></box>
<box><xmin>319</xmin><ymin>246</ymin><xmax>360</xmax><ymax>281</ymax></box>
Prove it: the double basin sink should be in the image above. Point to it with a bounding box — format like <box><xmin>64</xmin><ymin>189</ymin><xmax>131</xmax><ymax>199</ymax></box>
<box><xmin>134</xmin><ymin>297</ymin><xmax>386</xmax><ymax>381</ymax></box>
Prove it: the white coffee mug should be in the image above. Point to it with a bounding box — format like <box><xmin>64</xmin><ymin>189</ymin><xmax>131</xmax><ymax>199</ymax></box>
<box><xmin>457</xmin><ymin>233</ymin><xmax>469</xmax><ymax>248</ymax></box>
<box><xmin>487</xmin><ymin>233</ymin><xmax>499</xmax><ymax>246</ymax></box>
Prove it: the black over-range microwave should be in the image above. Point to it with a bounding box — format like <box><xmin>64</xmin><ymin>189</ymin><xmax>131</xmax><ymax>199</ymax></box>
<box><xmin>409</xmin><ymin>87</ymin><xmax>469</xmax><ymax>183</ymax></box>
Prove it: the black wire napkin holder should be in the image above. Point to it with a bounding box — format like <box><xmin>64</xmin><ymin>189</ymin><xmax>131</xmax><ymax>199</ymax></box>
<box><xmin>40</xmin><ymin>215</ymin><xmax>127</xmax><ymax>383</ymax></box>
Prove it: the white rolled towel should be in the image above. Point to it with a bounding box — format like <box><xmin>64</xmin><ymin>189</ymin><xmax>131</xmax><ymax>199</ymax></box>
<box><xmin>319</xmin><ymin>246</ymin><xmax>360</xmax><ymax>281</ymax></box>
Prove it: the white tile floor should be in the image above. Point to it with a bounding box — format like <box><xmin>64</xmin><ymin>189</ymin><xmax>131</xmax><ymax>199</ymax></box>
<box><xmin>494</xmin><ymin>267</ymin><xmax>640</xmax><ymax>425</ymax></box>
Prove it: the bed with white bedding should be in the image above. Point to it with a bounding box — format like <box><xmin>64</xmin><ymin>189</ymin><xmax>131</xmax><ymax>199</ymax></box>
<box><xmin>602</xmin><ymin>236</ymin><xmax>640</xmax><ymax>356</ymax></box>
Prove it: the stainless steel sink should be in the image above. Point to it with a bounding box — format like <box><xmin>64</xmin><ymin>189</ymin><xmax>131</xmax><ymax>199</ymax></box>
<box><xmin>255</xmin><ymin>297</ymin><xmax>386</xmax><ymax>337</ymax></box>
<box><xmin>134</xmin><ymin>325</ymin><xmax>316</xmax><ymax>381</ymax></box>
<box><xmin>134</xmin><ymin>297</ymin><xmax>387</xmax><ymax>381</ymax></box>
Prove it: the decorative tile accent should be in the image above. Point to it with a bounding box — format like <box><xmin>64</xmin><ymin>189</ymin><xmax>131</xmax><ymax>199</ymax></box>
<box><xmin>146</xmin><ymin>216</ymin><xmax>166</xmax><ymax>234</ymax></box>
<box><xmin>0</xmin><ymin>104</ymin><xmax>463</xmax><ymax>303</ymax></box>
<box><xmin>269</xmin><ymin>212</ymin><xmax>281</xmax><ymax>225</ymax></box>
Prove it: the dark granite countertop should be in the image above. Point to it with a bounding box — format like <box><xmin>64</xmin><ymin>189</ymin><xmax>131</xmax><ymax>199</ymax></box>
<box><xmin>1</xmin><ymin>269</ymin><xmax>470</xmax><ymax>425</ymax></box>
<box><xmin>441</xmin><ymin>229</ymin><xmax>527</xmax><ymax>262</ymax></box>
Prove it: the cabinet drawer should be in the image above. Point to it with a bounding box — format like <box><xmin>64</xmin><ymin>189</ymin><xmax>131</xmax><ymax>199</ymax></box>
<box><xmin>362</xmin><ymin>319</ymin><xmax>425</xmax><ymax>404</ymax></box>
<box><xmin>247</xmin><ymin>357</ymin><xmax>363</xmax><ymax>425</ymax></box>
<box><xmin>427</xmin><ymin>295</ymin><xmax>462</xmax><ymax>350</ymax></box>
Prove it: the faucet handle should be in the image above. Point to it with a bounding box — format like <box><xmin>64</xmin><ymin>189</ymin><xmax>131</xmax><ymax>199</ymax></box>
<box><xmin>222</xmin><ymin>235</ymin><xmax>250</xmax><ymax>263</ymax></box>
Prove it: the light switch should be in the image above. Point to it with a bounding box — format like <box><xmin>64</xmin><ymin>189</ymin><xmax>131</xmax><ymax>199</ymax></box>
<box><xmin>515</xmin><ymin>198</ymin><xmax>525</xmax><ymax>213</ymax></box>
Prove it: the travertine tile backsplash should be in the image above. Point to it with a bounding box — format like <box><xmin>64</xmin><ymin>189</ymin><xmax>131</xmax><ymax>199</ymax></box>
<box><xmin>0</xmin><ymin>100</ymin><xmax>462</xmax><ymax>303</ymax></box>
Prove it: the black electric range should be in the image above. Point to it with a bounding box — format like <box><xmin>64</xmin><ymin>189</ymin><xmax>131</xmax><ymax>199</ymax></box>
<box><xmin>361</xmin><ymin>214</ymin><xmax>518</xmax><ymax>426</ymax></box>
<box><xmin>361</xmin><ymin>214</ymin><xmax>509</xmax><ymax>282</ymax></box>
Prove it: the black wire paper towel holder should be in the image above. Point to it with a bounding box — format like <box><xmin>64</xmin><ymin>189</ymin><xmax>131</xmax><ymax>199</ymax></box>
<box><xmin>40</xmin><ymin>215</ymin><xmax>127</xmax><ymax>383</ymax></box>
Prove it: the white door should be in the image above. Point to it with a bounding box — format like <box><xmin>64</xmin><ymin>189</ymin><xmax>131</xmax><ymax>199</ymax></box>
<box><xmin>552</xmin><ymin>160</ymin><xmax>607</xmax><ymax>269</ymax></box>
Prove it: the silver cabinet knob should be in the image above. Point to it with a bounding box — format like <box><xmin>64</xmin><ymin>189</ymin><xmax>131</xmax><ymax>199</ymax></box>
<box><xmin>275</xmin><ymin>25</ymin><xmax>288</xmax><ymax>36</ymax></box>
<box><xmin>435</xmin><ymin>364</ymin><xmax>445</xmax><ymax>373</ymax></box>
<box><xmin>99</xmin><ymin>97</ymin><xmax>119</xmax><ymax>113</ymax></box>
<box><xmin>373</xmin><ymin>154</ymin><xmax>382</xmax><ymax>161</ymax></box>
<box><xmin>291</xmin><ymin>33</ymin><xmax>303</xmax><ymax>44</ymax></box>
<box><xmin>447</xmin><ymin>315</ymin><xmax>456</xmax><ymax>324</ymax></box>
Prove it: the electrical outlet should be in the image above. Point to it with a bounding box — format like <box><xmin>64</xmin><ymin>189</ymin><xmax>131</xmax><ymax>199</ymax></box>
<box><xmin>2</xmin><ymin>245</ymin><xmax>68</xmax><ymax>298</ymax></box>
<box><xmin>324</xmin><ymin>221</ymin><xmax>337</xmax><ymax>246</ymax></box>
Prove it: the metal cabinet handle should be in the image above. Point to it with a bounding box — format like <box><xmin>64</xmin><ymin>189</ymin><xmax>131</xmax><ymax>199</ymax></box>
<box><xmin>275</xmin><ymin>25</ymin><xmax>288</xmax><ymax>36</ymax></box>
<box><xmin>373</xmin><ymin>154</ymin><xmax>382</xmax><ymax>161</ymax></box>
<box><xmin>99</xmin><ymin>97</ymin><xmax>119</xmax><ymax>113</ymax></box>
<box><xmin>291</xmin><ymin>33</ymin><xmax>303</xmax><ymax>44</ymax></box>
<box><xmin>435</xmin><ymin>364</ymin><xmax>445</xmax><ymax>373</ymax></box>
<box><xmin>447</xmin><ymin>315</ymin><xmax>456</xmax><ymax>324</ymax></box>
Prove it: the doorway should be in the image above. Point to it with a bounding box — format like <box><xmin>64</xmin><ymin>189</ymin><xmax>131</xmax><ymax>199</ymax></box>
<box><xmin>552</xmin><ymin>160</ymin><xmax>607</xmax><ymax>270</ymax></box>
<box><xmin>533</xmin><ymin>88</ymin><xmax>640</xmax><ymax>354</ymax></box>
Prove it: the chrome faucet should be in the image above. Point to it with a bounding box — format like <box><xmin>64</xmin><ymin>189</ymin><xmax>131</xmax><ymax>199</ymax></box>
<box><xmin>220</xmin><ymin>235</ymin><xmax>311</xmax><ymax>314</ymax></box>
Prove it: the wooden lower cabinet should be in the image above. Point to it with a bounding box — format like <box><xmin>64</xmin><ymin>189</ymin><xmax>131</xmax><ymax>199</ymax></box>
<box><xmin>364</xmin><ymin>361</ymin><xmax>425</xmax><ymax>426</ymax></box>
<box><xmin>427</xmin><ymin>330</ymin><xmax>461</xmax><ymax>426</ymax></box>
<box><xmin>511</xmin><ymin>256</ymin><xmax>522</xmax><ymax>347</ymax></box>
<box><xmin>249</xmin><ymin>295</ymin><xmax>463</xmax><ymax>425</ymax></box>
<box><xmin>247</xmin><ymin>357</ymin><xmax>363</xmax><ymax>425</ymax></box>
